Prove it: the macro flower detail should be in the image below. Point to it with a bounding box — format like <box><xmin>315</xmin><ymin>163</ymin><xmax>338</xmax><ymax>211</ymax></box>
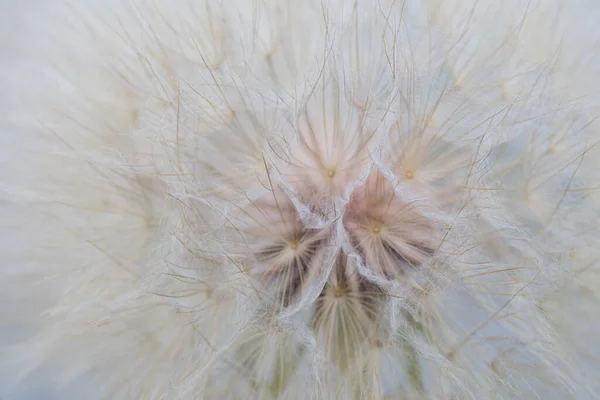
<box><xmin>2</xmin><ymin>1</ymin><xmax>600</xmax><ymax>399</ymax></box>
<box><xmin>313</xmin><ymin>252</ymin><xmax>385</xmax><ymax>369</ymax></box>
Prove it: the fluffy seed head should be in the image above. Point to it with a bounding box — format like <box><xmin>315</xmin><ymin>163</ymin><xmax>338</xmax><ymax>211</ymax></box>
<box><xmin>2</xmin><ymin>0</ymin><xmax>600</xmax><ymax>399</ymax></box>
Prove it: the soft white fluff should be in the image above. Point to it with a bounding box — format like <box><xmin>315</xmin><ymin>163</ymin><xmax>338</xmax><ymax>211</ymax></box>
<box><xmin>2</xmin><ymin>1</ymin><xmax>600</xmax><ymax>399</ymax></box>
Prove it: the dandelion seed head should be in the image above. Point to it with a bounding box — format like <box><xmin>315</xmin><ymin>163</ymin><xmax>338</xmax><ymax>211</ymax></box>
<box><xmin>2</xmin><ymin>0</ymin><xmax>600</xmax><ymax>399</ymax></box>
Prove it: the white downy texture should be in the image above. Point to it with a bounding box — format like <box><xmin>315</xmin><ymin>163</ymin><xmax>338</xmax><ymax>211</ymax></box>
<box><xmin>2</xmin><ymin>0</ymin><xmax>600</xmax><ymax>399</ymax></box>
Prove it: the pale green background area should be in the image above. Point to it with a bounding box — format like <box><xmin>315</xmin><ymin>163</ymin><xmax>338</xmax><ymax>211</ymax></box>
<box><xmin>0</xmin><ymin>1</ymin><xmax>64</xmax><ymax>398</ymax></box>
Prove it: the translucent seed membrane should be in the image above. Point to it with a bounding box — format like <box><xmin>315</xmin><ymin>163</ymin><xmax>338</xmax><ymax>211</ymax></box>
<box><xmin>256</xmin><ymin>229</ymin><xmax>325</xmax><ymax>308</ymax></box>
<box><xmin>235</xmin><ymin>161</ymin><xmax>442</xmax><ymax>378</ymax></box>
<box><xmin>313</xmin><ymin>252</ymin><xmax>384</xmax><ymax>369</ymax></box>
<box><xmin>344</xmin><ymin>171</ymin><xmax>438</xmax><ymax>279</ymax></box>
<box><xmin>233</xmin><ymin>188</ymin><xmax>330</xmax><ymax>309</ymax></box>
